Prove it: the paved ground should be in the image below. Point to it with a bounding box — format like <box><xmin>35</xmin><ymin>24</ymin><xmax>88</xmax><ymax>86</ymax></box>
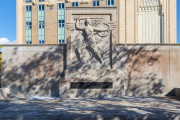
<box><xmin>0</xmin><ymin>97</ymin><xmax>180</xmax><ymax>120</ymax></box>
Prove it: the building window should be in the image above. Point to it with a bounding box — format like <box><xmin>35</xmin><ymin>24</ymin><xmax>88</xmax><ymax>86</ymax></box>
<box><xmin>107</xmin><ymin>0</ymin><xmax>114</xmax><ymax>6</ymax></box>
<box><xmin>72</xmin><ymin>2</ymin><xmax>78</xmax><ymax>7</ymax></box>
<box><xmin>38</xmin><ymin>5</ymin><xmax>45</xmax><ymax>44</ymax></box>
<box><xmin>38</xmin><ymin>0</ymin><xmax>45</xmax><ymax>2</ymax></box>
<box><xmin>39</xmin><ymin>4</ymin><xmax>44</xmax><ymax>11</ymax></box>
<box><xmin>59</xmin><ymin>40</ymin><xmax>65</xmax><ymax>44</ymax></box>
<box><xmin>93</xmin><ymin>0</ymin><xmax>100</xmax><ymax>7</ymax></box>
<box><xmin>26</xmin><ymin>0</ymin><xmax>32</xmax><ymax>3</ymax></box>
<box><xmin>58</xmin><ymin>3</ymin><xmax>65</xmax><ymax>44</ymax></box>
<box><xmin>25</xmin><ymin>6</ymin><xmax>32</xmax><ymax>44</ymax></box>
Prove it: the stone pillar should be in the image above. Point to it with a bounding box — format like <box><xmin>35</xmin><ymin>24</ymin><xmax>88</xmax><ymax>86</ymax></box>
<box><xmin>138</xmin><ymin>0</ymin><xmax>162</xmax><ymax>43</ymax></box>
<box><xmin>17</xmin><ymin>0</ymin><xmax>23</xmax><ymax>44</ymax></box>
<box><xmin>126</xmin><ymin>0</ymin><xmax>135</xmax><ymax>43</ymax></box>
<box><xmin>169</xmin><ymin>0</ymin><xmax>177</xmax><ymax>43</ymax></box>
<box><xmin>119</xmin><ymin>0</ymin><xmax>126</xmax><ymax>43</ymax></box>
<box><xmin>45</xmin><ymin>4</ymin><xmax>58</xmax><ymax>44</ymax></box>
<box><xmin>32</xmin><ymin>5</ymin><xmax>38</xmax><ymax>44</ymax></box>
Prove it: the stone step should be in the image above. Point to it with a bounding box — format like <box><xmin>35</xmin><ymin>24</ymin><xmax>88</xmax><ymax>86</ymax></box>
<box><xmin>175</xmin><ymin>88</ymin><xmax>180</xmax><ymax>97</ymax></box>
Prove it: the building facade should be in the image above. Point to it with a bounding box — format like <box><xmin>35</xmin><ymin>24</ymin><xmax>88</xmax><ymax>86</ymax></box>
<box><xmin>17</xmin><ymin>0</ymin><xmax>177</xmax><ymax>44</ymax></box>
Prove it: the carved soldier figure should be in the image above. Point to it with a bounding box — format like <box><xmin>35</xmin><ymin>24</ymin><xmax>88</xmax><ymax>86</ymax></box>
<box><xmin>75</xmin><ymin>18</ymin><xmax>109</xmax><ymax>64</ymax></box>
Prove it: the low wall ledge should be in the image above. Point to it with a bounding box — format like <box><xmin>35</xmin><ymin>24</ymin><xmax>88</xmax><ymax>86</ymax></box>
<box><xmin>117</xmin><ymin>44</ymin><xmax>180</xmax><ymax>46</ymax></box>
<box><xmin>0</xmin><ymin>44</ymin><xmax>65</xmax><ymax>47</ymax></box>
<box><xmin>1</xmin><ymin>44</ymin><xmax>180</xmax><ymax>47</ymax></box>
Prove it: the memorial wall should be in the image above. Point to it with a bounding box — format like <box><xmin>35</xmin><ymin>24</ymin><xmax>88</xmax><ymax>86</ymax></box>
<box><xmin>0</xmin><ymin>0</ymin><xmax>177</xmax><ymax>98</ymax></box>
<box><xmin>1</xmin><ymin>44</ymin><xmax>180</xmax><ymax>98</ymax></box>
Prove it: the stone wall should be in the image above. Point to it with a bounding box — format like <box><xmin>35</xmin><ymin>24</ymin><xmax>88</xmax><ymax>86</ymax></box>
<box><xmin>60</xmin><ymin>45</ymin><xmax>180</xmax><ymax>98</ymax></box>
<box><xmin>1</xmin><ymin>45</ymin><xmax>64</xmax><ymax>97</ymax></box>
<box><xmin>1</xmin><ymin>44</ymin><xmax>180</xmax><ymax>98</ymax></box>
<box><xmin>113</xmin><ymin>45</ymin><xmax>177</xmax><ymax>96</ymax></box>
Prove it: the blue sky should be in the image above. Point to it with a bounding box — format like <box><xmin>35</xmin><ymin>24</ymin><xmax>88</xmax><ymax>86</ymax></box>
<box><xmin>0</xmin><ymin>0</ymin><xmax>16</xmax><ymax>44</ymax></box>
<box><xmin>0</xmin><ymin>0</ymin><xmax>179</xmax><ymax>44</ymax></box>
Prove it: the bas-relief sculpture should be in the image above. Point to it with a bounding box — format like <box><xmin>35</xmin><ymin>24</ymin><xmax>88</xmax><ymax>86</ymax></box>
<box><xmin>69</xmin><ymin>18</ymin><xmax>111</xmax><ymax>68</ymax></box>
<box><xmin>64</xmin><ymin>8</ymin><xmax>118</xmax><ymax>97</ymax></box>
<box><xmin>62</xmin><ymin>17</ymin><xmax>118</xmax><ymax>98</ymax></box>
<box><xmin>74</xmin><ymin>18</ymin><xmax>110</xmax><ymax>64</ymax></box>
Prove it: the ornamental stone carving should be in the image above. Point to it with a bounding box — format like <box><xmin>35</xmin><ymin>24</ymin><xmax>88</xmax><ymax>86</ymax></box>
<box><xmin>138</xmin><ymin>0</ymin><xmax>162</xmax><ymax>43</ymax></box>
<box><xmin>74</xmin><ymin>18</ymin><xmax>110</xmax><ymax>64</ymax></box>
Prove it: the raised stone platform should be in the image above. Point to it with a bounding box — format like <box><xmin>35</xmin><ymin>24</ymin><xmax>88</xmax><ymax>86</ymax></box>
<box><xmin>0</xmin><ymin>97</ymin><xmax>179</xmax><ymax>120</ymax></box>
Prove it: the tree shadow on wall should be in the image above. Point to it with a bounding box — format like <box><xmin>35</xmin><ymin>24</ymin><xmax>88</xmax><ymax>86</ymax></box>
<box><xmin>113</xmin><ymin>45</ymin><xmax>165</xmax><ymax>96</ymax></box>
<box><xmin>2</xmin><ymin>45</ymin><xmax>64</xmax><ymax>98</ymax></box>
<box><xmin>63</xmin><ymin>41</ymin><xmax>166</xmax><ymax>98</ymax></box>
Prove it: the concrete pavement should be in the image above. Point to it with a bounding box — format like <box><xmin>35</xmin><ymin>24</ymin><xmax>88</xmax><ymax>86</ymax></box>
<box><xmin>0</xmin><ymin>97</ymin><xmax>179</xmax><ymax>120</ymax></box>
